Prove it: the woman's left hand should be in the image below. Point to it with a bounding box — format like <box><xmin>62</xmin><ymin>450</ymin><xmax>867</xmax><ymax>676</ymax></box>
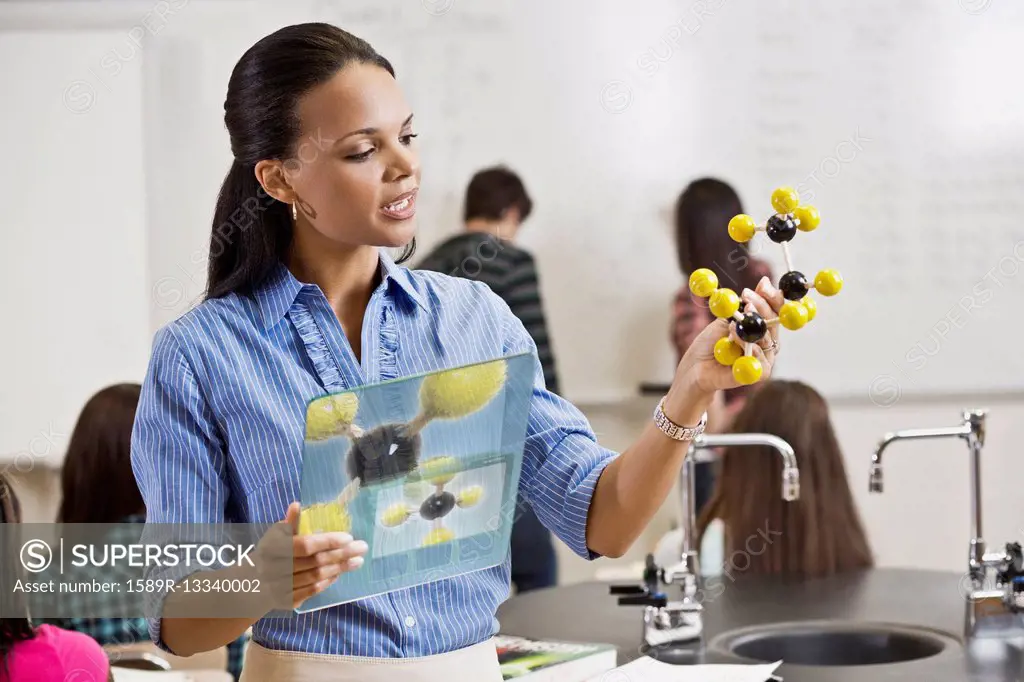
<box><xmin>663</xmin><ymin>277</ymin><xmax>785</xmax><ymax>422</ymax></box>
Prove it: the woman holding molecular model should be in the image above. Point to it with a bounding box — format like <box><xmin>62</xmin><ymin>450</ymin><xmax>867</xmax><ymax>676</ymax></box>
<box><xmin>130</xmin><ymin>23</ymin><xmax>784</xmax><ymax>681</ymax></box>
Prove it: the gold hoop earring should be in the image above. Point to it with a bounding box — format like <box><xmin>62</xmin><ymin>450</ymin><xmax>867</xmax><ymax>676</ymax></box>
<box><xmin>295</xmin><ymin>197</ymin><xmax>317</xmax><ymax>220</ymax></box>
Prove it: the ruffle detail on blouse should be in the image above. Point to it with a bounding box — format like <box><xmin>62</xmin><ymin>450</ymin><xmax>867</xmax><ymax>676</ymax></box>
<box><xmin>290</xmin><ymin>301</ymin><xmax>346</xmax><ymax>392</ymax></box>
<box><xmin>378</xmin><ymin>303</ymin><xmax>399</xmax><ymax>383</ymax></box>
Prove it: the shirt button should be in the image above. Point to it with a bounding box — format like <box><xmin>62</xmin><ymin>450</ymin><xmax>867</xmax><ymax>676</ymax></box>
<box><xmin>405</xmin><ymin>616</ymin><xmax>416</xmax><ymax>628</ymax></box>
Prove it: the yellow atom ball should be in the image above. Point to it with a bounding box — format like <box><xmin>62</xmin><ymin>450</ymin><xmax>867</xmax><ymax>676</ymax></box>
<box><xmin>709</xmin><ymin>288</ymin><xmax>741</xmax><ymax>319</ymax></box>
<box><xmin>779</xmin><ymin>301</ymin><xmax>809</xmax><ymax>331</ymax></box>
<box><xmin>802</xmin><ymin>296</ymin><xmax>817</xmax><ymax>322</ymax></box>
<box><xmin>298</xmin><ymin>502</ymin><xmax>351</xmax><ymax>536</ymax></box>
<box><xmin>457</xmin><ymin>485</ymin><xmax>484</xmax><ymax>508</ymax></box>
<box><xmin>728</xmin><ymin>214</ymin><xmax>757</xmax><ymax>243</ymax></box>
<box><xmin>404</xmin><ymin>480</ymin><xmax>430</xmax><ymax>503</ymax></box>
<box><xmin>771</xmin><ymin>186</ymin><xmax>800</xmax><ymax>214</ymax></box>
<box><xmin>689</xmin><ymin>268</ymin><xmax>718</xmax><ymax>298</ymax></box>
<box><xmin>814</xmin><ymin>269</ymin><xmax>843</xmax><ymax>297</ymax></box>
<box><xmin>381</xmin><ymin>502</ymin><xmax>412</xmax><ymax>527</ymax></box>
<box><xmin>418</xmin><ymin>456</ymin><xmax>460</xmax><ymax>486</ymax></box>
<box><xmin>423</xmin><ymin>527</ymin><xmax>456</xmax><ymax>547</ymax></box>
<box><xmin>793</xmin><ymin>205</ymin><xmax>820</xmax><ymax>232</ymax></box>
<box><xmin>420</xmin><ymin>359</ymin><xmax>507</xmax><ymax>420</ymax></box>
<box><xmin>305</xmin><ymin>393</ymin><xmax>359</xmax><ymax>441</ymax></box>
<box><xmin>733</xmin><ymin>356</ymin><xmax>763</xmax><ymax>386</ymax></box>
<box><xmin>714</xmin><ymin>337</ymin><xmax>743</xmax><ymax>366</ymax></box>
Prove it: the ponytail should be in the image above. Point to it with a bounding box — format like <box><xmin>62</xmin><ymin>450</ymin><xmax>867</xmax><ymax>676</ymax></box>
<box><xmin>205</xmin><ymin>159</ymin><xmax>291</xmax><ymax>300</ymax></box>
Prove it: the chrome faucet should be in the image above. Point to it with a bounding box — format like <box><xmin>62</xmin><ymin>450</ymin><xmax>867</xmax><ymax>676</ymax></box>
<box><xmin>670</xmin><ymin>434</ymin><xmax>800</xmax><ymax>614</ymax></box>
<box><xmin>612</xmin><ymin>432</ymin><xmax>800</xmax><ymax>652</ymax></box>
<box><xmin>869</xmin><ymin>409</ymin><xmax>1024</xmax><ymax>637</ymax></box>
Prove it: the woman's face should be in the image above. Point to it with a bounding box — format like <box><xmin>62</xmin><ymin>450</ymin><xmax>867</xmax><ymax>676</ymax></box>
<box><xmin>285</xmin><ymin>62</ymin><xmax>420</xmax><ymax>249</ymax></box>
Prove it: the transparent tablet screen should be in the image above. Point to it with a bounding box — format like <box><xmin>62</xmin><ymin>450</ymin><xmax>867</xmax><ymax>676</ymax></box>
<box><xmin>296</xmin><ymin>352</ymin><xmax>534</xmax><ymax>611</ymax></box>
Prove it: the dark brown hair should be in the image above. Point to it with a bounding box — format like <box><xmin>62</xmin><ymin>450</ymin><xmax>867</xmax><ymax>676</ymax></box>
<box><xmin>0</xmin><ymin>475</ymin><xmax>33</xmax><ymax>671</ymax></box>
<box><xmin>697</xmin><ymin>380</ymin><xmax>874</xmax><ymax>577</ymax></box>
<box><xmin>674</xmin><ymin>178</ymin><xmax>768</xmax><ymax>292</ymax></box>
<box><xmin>58</xmin><ymin>383</ymin><xmax>144</xmax><ymax>524</ymax></box>
<box><xmin>463</xmin><ymin>166</ymin><xmax>533</xmax><ymax>224</ymax></box>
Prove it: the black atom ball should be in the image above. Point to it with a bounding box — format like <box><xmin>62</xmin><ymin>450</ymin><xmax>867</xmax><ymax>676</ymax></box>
<box><xmin>766</xmin><ymin>214</ymin><xmax>797</xmax><ymax>243</ymax></box>
<box><xmin>347</xmin><ymin>423</ymin><xmax>421</xmax><ymax>485</ymax></box>
<box><xmin>735</xmin><ymin>312</ymin><xmax>767</xmax><ymax>343</ymax></box>
<box><xmin>419</xmin><ymin>492</ymin><xmax>456</xmax><ymax>521</ymax></box>
<box><xmin>779</xmin><ymin>271</ymin><xmax>810</xmax><ymax>301</ymax></box>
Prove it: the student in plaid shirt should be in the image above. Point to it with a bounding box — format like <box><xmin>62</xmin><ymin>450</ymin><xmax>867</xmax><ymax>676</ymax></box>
<box><xmin>670</xmin><ymin>179</ymin><xmax>774</xmax><ymax>514</ymax></box>
<box><xmin>415</xmin><ymin>166</ymin><xmax>561</xmax><ymax>593</ymax></box>
<box><xmin>41</xmin><ymin>384</ymin><xmax>248</xmax><ymax>680</ymax></box>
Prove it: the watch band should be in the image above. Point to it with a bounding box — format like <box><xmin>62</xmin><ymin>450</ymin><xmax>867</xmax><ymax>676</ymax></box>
<box><xmin>653</xmin><ymin>397</ymin><xmax>707</xmax><ymax>442</ymax></box>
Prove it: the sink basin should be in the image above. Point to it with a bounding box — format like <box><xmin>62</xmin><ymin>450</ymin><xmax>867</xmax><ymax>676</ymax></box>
<box><xmin>710</xmin><ymin>620</ymin><xmax>960</xmax><ymax>667</ymax></box>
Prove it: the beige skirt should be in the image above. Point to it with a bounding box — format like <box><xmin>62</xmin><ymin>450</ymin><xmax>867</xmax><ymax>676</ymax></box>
<box><xmin>239</xmin><ymin>638</ymin><xmax>503</xmax><ymax>682</ymax></box>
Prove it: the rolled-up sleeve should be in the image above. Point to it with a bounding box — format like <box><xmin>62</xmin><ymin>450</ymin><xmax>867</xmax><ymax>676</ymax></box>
<box><xmin>130</xmin><ymin>326</ymin><xmax>229</xmax><ymax>651</ymax></box>
<box><xmin>498</xmin><ymin>301</ymin><xmax>620</xmax><ymax>560</ymax></box>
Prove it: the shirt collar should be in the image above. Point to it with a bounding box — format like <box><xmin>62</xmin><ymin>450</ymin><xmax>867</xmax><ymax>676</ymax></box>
<box><xmin>379</xmin><ymin>249</ymin><xmax>429</xmax><ymax>312</ymax></box>
<box><xmin>255</xmin><ymin>251</ymin><xmax>428</xmax><ymax>331</ymax></box>
<box><xmin>254</xmin><ymin>262</ymin><xmax>305</xmax><ymax>331</ymax></box>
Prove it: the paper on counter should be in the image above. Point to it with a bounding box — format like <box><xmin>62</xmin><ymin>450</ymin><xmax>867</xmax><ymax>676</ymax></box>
<box><xmin>586</xmin><ymin>657</ymin><xmax>782</xmax><ymax>682</ymax></box>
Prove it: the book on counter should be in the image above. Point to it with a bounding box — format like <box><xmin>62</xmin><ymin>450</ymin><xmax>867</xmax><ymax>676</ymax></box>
<box><xmin>496</xmin><ymin>634</ymin><xmax>617</xmax><ymax>681</ymax></box>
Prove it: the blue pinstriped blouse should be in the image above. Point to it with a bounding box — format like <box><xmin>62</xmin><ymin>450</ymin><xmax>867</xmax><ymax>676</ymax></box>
<box><xmin>130</xmin><ymin>250</ymin><xmax>619</xmax><ymax>657</ymax></box>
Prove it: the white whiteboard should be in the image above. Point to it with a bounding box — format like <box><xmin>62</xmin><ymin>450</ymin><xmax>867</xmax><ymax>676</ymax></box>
<box><xmin>0</xmin><ymin>30</ymin><xmax>149</xmax><ymax>466</ymax></box>
<box><xmin>108</xmin><ymin>0</ymin><xmax>1024</xmax><ymax>408</ymax></box>
<box><xmin>668</xmin><ymin>0</ymin><xmax>1024</xmax><ymax>402</ymax></box>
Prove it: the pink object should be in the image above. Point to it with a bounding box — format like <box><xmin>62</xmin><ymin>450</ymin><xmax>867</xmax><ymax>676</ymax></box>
<box><xmin>0</xmin><ymin>624</ymin><xmax>110</xmax><ymax>682</ymax></box>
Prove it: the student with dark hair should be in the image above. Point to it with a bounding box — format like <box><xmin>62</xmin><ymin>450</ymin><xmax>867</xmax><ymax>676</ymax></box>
<box><xmin>671</xmin><ymin>178</ymin><xmax>774</xmax><ymax>406</ymax></box>
<box><xmin>698</xmin><ymin>380</ymin><xmax>873</xmax><ymax>576</ymax></box>
<box><xmin>46</xmin><ymin>384</ymin><xmax>248</xmax><ymax>679</ymax></box>
<box><xmin>655</xmin><ymin>380</ymin><xmax>874</xmax><ymax>577</ymax></box>
<box><xmin>417</xmin><ymin>166</ymin><xmax>557</xmax><ymax>394</ymax></box>
<box><xmin>416</xmin><ymin>165</ymin><xmax>559</xmax><ymax>593</ymax></box>
<box><xmin>670</xmin><ymin>178</ymin><xmax>775</xmax><ymax>516</ymax></box>
<box><xmin>130</xmin><ymin>23</ymin><xmax>784</xmax><ymax>680</ymax></box>
<box><xmin>57</xmin><ymin>384</ymin><xmax>144</xmax><ymax>525</ymax></box>
<box><xmin>0</xmin><ymin>476</ymin><xmax>112</xmax><ymax>682</ymax></box>
<box><xmin>462</xmin><ymin>166</ymin><xmax>534</xmax><ymax>229</ymax></box>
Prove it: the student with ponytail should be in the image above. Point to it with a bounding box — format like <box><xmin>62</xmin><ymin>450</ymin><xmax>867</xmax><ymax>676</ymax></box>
<box><xmin>130</xmin><ymin>23</ymin><xmax>785</xmax><ymax>681</ymax></box>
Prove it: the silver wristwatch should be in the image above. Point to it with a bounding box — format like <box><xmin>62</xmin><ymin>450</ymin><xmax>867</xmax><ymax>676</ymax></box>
<box><xmin>653</xmin><ymin>397</ymin><xmax>707</xmax><ymax>441</ymax></box>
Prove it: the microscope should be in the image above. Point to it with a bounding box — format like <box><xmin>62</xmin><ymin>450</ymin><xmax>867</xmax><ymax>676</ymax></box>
<box><xmin>610</xmin><ymin>432</ymin><xmax>800</xmax><ymax>661</ymax></box>
<box><xmin>870</xmin><ymin>409</ymin><xmax>1024</xmax><ymax>637</ymax></box>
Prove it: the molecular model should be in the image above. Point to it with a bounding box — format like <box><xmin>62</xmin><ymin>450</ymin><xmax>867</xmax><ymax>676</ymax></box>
<box><xmin>688</xmin><ymin>186</ymin><xmax>843</xmax><ymax>386</ymax></box>
<box><xmin>298</xmin><ymin>359</ymin><xmax>507</xmax><ymax>542</ymax></box>
<box><xmin>379</xmin><ymin>456</ymin><xmax>484</xmax><ymax>547</ymax></box>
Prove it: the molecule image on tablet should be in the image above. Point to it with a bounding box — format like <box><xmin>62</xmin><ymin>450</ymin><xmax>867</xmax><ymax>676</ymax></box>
<box><xmin>294</xmin><ymin>352</ymin><xmax>535</xmax><ymax>611</ymax></box>
<box><xmin>298</xmin><ymin>359</ymin><xmax>508</xmax><ymax>543</ymax></box>
<box><xmin>688</xmin><ymin>186</ymin><xmax>843</xmax><ymax>386</ymax></box>
<box><xmin>344</xmin><ymin>359</ymin><xmax>508</xmax><ymax>488</ymax></box>
<box><xmin>378</xmin><ymin>455</ymin><xmax>485</xmax><ymax>547</ymax></box>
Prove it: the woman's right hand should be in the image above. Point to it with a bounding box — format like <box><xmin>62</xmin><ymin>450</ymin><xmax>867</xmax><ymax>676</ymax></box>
<box><xmin>282</xmin><ymin>502</ymin><xmax>367</xmax><ymax>608</ymax></box>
